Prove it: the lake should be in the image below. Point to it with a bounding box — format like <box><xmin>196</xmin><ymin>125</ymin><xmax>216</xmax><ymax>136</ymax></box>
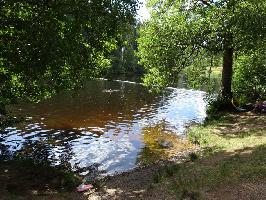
<box><xmin>0</xmin><ymin>79</ymin><xmax>207</xmax><ymax>175</ymax></box>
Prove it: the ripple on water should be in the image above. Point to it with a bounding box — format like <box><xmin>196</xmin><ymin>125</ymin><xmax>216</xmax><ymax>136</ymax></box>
<box><xmin>1</xmin><ymin>80</ymin><xmax>207</xmax><ymax>175</ymax></box>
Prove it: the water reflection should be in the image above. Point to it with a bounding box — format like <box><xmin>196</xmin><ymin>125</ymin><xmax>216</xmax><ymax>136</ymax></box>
<box><xmin>0</xmin><ymin>80</ymin><xmax>207</xmax><ymax>175</ymax></box>
<box><xmin>138</xmin><ymin>121</ymin><xmax>195</xmax><ymax>165</ymax></box>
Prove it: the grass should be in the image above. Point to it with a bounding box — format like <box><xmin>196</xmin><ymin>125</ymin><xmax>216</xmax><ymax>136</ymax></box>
<box><xmin>188</xmin><ymin>114</ymin><xmax>266</xmax><ymax>153</ymax></box>
<box><xmin>151</xmin><ymin>113</ymin><xmax>266</xmax><ymax>199</ymax></box>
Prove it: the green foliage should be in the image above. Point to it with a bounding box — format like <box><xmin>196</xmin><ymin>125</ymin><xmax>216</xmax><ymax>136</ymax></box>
<box><xmin>182</xmin><ymin>52</ymin><xmax>222</xmax><ymax>91</ymax></box>
<box><xmin>137</xmin><ymin>0</ymin><xmax>266</xmax><ymax>91</ymax></box>
<box><xmin>142</xmin><ymin>67</ymin><xmax>168</xmax><ymax>91</ymax></box>
<box><xmin>206</xmin><ymin>95</ymin><xmax>233</xmax><ymax>119</ymax></box>
<box><xmin>104</xmin><ymin>25</ymin><xmax>144</xmax><ymax>80</ymax></box>
<box><xmin>0</xmin><ymin>0</ymin><xmax>139</xmax><ymax>111</ymax></box>
<box><xmin>233</xmin><ymin>48</ymin><xmax>266</xmax><ymax>103</ymax></box>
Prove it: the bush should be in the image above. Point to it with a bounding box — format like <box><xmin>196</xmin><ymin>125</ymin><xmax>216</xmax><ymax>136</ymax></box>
<box><xmin>233</xmin><ymin>50</ymin><xmax>266</xmax><ymax>103</ymax></box>
<box><xmin>205</xmin><ymin>95</ymin><xmax>232</xmax><ymax>119</ymax></box>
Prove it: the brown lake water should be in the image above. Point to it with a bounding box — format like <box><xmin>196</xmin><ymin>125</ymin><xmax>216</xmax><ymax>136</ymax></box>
<box><xmin>0</xmin><ymin>79</ymin><xmax>207</xmax><ymax>175</ymax></box>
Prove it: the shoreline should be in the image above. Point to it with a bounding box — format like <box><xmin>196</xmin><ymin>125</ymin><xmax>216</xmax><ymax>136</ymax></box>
<box><xmin>88</xmin><ymin>112</ymin><xmax>266</xmax><ymax>200</ymax></box>
<box><xmin>104</xmin><ymin>146</ymin><xmax>200</xmax><ymax>178</ymax></box>
<box><xmin>1</xmin><ymin>112</ymin><xmax>265</xmax><ymax>199</ymax></box>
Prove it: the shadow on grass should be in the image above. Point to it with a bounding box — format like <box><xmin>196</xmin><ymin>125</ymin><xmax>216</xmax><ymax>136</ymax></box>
<box><xmin>165</xmin><ymin>144</ymin><xmax>266</xmax><ymax>199</ymax></box>
<box><xmin>220</xmin><ymin>127</ymin><xmax>266</xmax><ymax>139</ymax></box>
<box><xmin>189</xmin><ymin>114</ymin><xmax>266</xmax><ymax>149</ymax></box>
<box><xmin>210</xmin><ymin>113</ymin><xmax>266</xmax><ymax>139</ymax></box>
<box><xmin>0</xmin><ymin>158</ymin><xmax>84</xmax><ymax>200</ymax></box>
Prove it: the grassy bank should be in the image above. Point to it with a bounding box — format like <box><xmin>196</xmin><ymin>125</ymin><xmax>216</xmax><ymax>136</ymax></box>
<box><xmin>152</xmin><ymin>112</ymin><xmax>266</xmax><ymax>199</ymax></box>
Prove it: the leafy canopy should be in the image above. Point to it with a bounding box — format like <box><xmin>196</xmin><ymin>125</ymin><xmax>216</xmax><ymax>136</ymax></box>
<box><xmin>137</xmin><ymin>0</ymin><xmax>266</xmax><ymax>89</ymax></box>
<box><xmin>233</xmin><ymin>45</ymin><xmax>266</xmax><ymax>102</ymax></box>
<box><xmin>0</xmin><ymin>0</ymin><xmax>139</xmax><ymax>108</ymax></box>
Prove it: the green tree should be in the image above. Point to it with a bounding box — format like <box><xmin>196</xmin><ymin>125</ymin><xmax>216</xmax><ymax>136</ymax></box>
<box><xmin>0</xmin><ymin>0</ymin><xmax>139</xmax><ymax>114</ymax></box>
<box><xmin>233</xmin><ymin>45</ymin><xmax>266</xmax><ymax>103</ymax></box>
<box><xmin>137</xmin><ymin>0</ymin><xmax>266</xmax><ymax>100</ymax></box>
<box><xmin>104</xmin><ymin>24</ymin><xmax>143</xmax><ymax>80</ymax></box>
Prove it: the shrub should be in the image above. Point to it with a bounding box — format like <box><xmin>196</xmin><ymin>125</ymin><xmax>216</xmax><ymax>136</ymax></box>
<box><xmin>233</xmin><ymin>49</ymin><xmax>266</xmax><ymax>103</ymax></box>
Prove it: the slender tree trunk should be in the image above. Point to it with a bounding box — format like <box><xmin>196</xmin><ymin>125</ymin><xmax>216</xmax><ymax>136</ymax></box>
<box><xmin>221</xmin><ymin>36</ymin><xmax>234</xmax><ymax>99</ymax></box>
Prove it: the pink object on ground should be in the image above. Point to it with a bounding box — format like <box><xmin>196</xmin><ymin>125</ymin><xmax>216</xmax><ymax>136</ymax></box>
<box><xmin>76</xmin><ymin>184</ymin><xmax>93</xmax><ymax>192</ymax></box>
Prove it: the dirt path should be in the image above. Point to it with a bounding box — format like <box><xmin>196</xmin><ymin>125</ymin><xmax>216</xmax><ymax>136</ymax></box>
<box><xmin>206</xmin><ymin>179</ymin><xmax>266</xmax><ymax>200</ymax></box>
<box><xmin>87</xmin><ymin>164</ymin><xmax>175</xmax><ymax>200</ymax></box>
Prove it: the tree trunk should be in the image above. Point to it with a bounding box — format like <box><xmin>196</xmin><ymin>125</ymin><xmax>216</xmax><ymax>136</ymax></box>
<box><xmin>221</xmin><ymin>38</ymin><xmax>234</xmax><ymax>99</ymax></box>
